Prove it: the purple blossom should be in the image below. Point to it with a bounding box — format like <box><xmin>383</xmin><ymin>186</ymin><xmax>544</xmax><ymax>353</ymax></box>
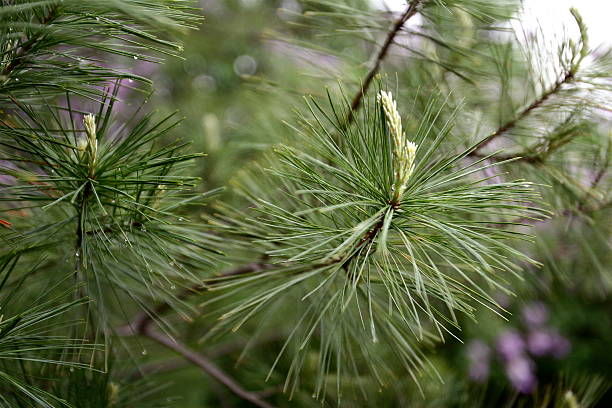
<box><xmin>526</xmin><ymin>327</ymin><xmax>570</xmax><ymax>358</ymax></box>
<box><xmin>467</xmin><ymin>340</ymin><xmax>491</xmax><ymax>382</ymax></box>
<box><xmin>527</xmin><ymin>328</ymin><xmax>557</xmax><ymax>356</ymax></box>
<box><xmin>497</xmin><ymin>329</ymin><xmax>525</xmax><ymax>361</ymax></box>
<box><xmin>467</xmin><ymin>302</ymin><xmax>571</xmax><ymax>394</ymax></box>
<box><xmin>504</xmin><ymin>356</ymin><xmax>537</xmax><ymax>394</ymax></box>
<box><xmin>522</xmin><ymin>301</ymin><xmax>549</xmax><ymax>328</ymax></box>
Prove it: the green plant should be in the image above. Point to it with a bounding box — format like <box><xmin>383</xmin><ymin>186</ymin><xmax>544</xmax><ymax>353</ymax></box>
<box><xmin>0</xmin><ymin>0</ymin><xmax>610</xmax><ymax>407</ymax></box>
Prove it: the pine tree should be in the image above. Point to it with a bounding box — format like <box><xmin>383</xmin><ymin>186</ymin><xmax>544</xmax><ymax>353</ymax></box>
<box><xmin>0</xmin><ymin>0</ymin><xmax>610</xmax><ymax>407</ymax></box>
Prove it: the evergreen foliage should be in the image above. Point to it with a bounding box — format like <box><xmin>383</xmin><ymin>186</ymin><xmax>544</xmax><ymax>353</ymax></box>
<box><xmin>0</xmin><ymin>0</ymin><xmax>610</xmax><ymax>407</ymax></box>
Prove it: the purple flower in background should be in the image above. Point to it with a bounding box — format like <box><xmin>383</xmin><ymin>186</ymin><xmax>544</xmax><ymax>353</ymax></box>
<box><xmin>497</xmin><ymin>329</ymin><xmax>538</xmax><ymax>393</ymax></box>
<box><xmin>523</xmin><ymin>302</ymin><xmax>571</xmax><ymax>358</ymax></box>
<box><xmin>526</xmin><ymin>328</ymin><xmax>570</xmax><ymax>358</ymax></box>
<box><xmin>522</xmin><ymin>301</ymin><xmax>549</xmax><ymax>328</ymax></box>
<box><xmin>467</xmin><ymin>340</ymin><xmax>491</xmax><ymax>382</ymax></box>
<box><xmin>527</xmin><ymin>329</ymin><xmax>557</xmax><ymax>356</ymax></box>
<box><xmin>467</xmin><ymin>301</ymin><xmax>571</xmax><ymax>394</ymax></box>
<box><xmin>497</xmin><ymin>329</ymin><xmax>525</xmax><ymax>361</ymax></box>
<box><xmin>504</xmin><ymin>356</ymin><xmax>537</xmax><ymax>394</ymax></box>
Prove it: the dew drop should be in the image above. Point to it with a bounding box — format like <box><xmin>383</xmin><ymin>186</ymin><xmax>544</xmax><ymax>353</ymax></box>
<box><xmin>133</xmin><ymin>56</ymin><xmax>138</xmax><ymax>60</ymax></box>
<box><xmin>141</xmin><ymin>349</ymin><xmax>147</xmax><ymax>356</ymax></box>
<box><xmin>170</xmin><ymin>285</ymin><xmax>176</xmax><ymax>290</ymax></box>
<box><xmin>69</xmin><ymin>367</ymin><xmax>74</xmax><ymax>372</ymax></box>
<box><xmin>75</xmin><ymin>252</ymin><xmax>80</xmax><ymax>257</ymax></box>
<box><xmin>178</xmin><ymin>217</ymin><xmax>184</xmax><ymax>222</ymax></box>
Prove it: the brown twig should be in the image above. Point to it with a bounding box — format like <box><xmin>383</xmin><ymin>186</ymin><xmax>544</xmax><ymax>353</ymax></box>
<box><xmin>469</xmin><ymin>115</ymin><xmax>584</xmax><ymax>165</ymax></box>
<box><xmin>143</xmin><ymin>327</ymin><xmax>275</xmax><ymax>408</ymax></box>
<box><xmin>340</xmin><ymin>216</ymin><xmax>386</xmax><ymax>272</ymax></box>
<box><xmin>470</xmin><ymin>150</ymin><xmax>544</xmax><ymax>164</ymax></box>
<box><xmin>469</xmin><ymin>70</ymin><xmax>575</xmax><ymax>156</ymax></box>
<box><xmin>119</xmin><ymin>262</ymin><xmax>271</xmax><ymax>336</ymax></box>
<box><xmin>344</xmin><ymin>0</ymin><xmax>423</xmax><ymax>126</ymax></box>
<box><xmin>117</xmin><ymin>262</ymin><xmax>276</xmax><ymax>407</ymax></box>
<box><xmin>129</xmin><ymin>332</ymin><xmax>286</xmax><ymax>380</ymax></box>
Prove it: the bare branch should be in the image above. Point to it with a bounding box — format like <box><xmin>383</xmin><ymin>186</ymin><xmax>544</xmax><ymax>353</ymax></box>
<box><xmin>470</xmin><ymin>70</ymin><xmax>575</xmax><ymax>156</ymax></box>
<box><xmin>117</xmin><ymin>262</ymin><xmax>277</xmax><ymax>407</ymax></box>
<box><xmin>345</xmin><ymin>0</ymin><xmax>423</xmax><ymax>126</ymax></box>
<box><xmin>129</xmin><ymin>331</ymin><xmax>286</xmax><ymax>380</ymax></box>
<box><xmin>143</xmin><ymin>327</ymin><xmax>276</xmax><ymax>408</ymax></box>
<box><xmin>117</xmin><ymin>262</ymin><xmax>271</xmax><ymax>336</ymax></box>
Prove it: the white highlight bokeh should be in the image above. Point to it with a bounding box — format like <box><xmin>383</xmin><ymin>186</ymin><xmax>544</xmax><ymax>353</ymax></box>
<box><xmin>372</xmin><ymin>0</ymin><xmax>611</xmax><ymax>48</ymax></box>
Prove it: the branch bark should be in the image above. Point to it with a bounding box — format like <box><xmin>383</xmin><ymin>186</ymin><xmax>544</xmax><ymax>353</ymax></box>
<box><xmin>469</xmin><ymin>70</ymin><xmax>575</xmax><ymax>156</ymax></box>
<box><xmin>121</xmin><ymin>262</ymin><xmax>270</xmax><ymax>335</ymax></box>
<box><xmin>118</xmin><ymin>262</ymin><xmax>276</xmax><ymax>408</ymax></box>
<box><xmin>345</xmin><ymin>0</ymin><xmax>423</xmax><ymax>126</ymax></box>
<box><xmin>143</xmin><ymin>327</ymin><xmax>275</xmax><ymax>408</ymax></box>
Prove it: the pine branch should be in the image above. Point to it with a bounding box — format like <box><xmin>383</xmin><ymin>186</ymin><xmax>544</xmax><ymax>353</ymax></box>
<box><xmin>470</xmin><ymin>8</ymin><xmax>591</xmax><ymax>157</ymax></box>
<box><xmin>344</xmin><ymin>0</ymin><xmax>423</xmax><ymax>126</ymax></box>
<box><xmin>116</xmin><ymin>262</ymin><xmax>276</xmax><ymax>407</ymax></box>
<box><xmin>129</xmin><ymin>331</ymin><xmax>286</xmax><ymax>380</ymax></box>
<box><xmin>0</xmin><ymin>5</ymin><xmax>58</xmax><ymax>78</ymax></box>
<box><xmin>141</xmin><ymin>328</ymin><xmax>276</xmax><ymax>408</ymax></box>
<box><xmin>470</xmin><ymin>70</ymin><xmax>576</xmax><ymax>155</ymax></box>
<box><xmin>202</xmin><ymin>91</ymin><xmax>550</xmax><ymax>395</ymax></box>
<box><xmin>119</xmin><ymin>262</ymin><xmax>271</xmax><ymax>336</ymax></box>
<box><xmin>470</xmin><ymin>115</ymin><xmax>587</xmax><ymax>164</ymax></box>
<box><xmin>591</xmin><ymin>135</ymin><xmax>611</xmax><ymax>189</ymax></box>
<box><xmin>0</xmin><ymin>0</ymin><xmax>201</xmax><ymax>102</ymax></box>
<box><xmin>0</xmin><ymin>257</ymin><xmax>99</xmax><ymax>407</ymax></box>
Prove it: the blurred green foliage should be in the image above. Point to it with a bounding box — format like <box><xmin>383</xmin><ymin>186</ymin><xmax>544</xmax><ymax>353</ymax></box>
<box><xmin>1</xmin><ymin>0</ymin><xmax>610</xmax><ymax>406</ymax></box>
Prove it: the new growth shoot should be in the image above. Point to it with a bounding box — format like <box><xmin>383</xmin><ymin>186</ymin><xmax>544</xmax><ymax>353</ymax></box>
<box><xmin>81</xmin><ymin>113</ymin><xmax>98</xmax><ymax>177</ymax></box>
<box><xmin>378</xmin><ymin>91</ymin><xmax>417</xmax><ymax>205</ymax></box>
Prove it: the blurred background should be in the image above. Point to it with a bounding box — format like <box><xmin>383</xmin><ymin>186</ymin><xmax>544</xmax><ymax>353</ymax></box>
<box><xmin>111</xmin><ymin>0</ymin><xmax>611</xmax><ymax>406</ymax></box>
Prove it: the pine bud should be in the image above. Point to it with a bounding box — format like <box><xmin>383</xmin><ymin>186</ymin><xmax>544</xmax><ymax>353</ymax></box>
<box><xmin>82</xmin><ymin>113</ymin><xmax>98</xmax><ymax>175</ymax></box>
<box><xmin>377</xmin><ymin>91</ymin><xmax>417</xmax><ymax>204</ymax></box>
<box><xmin>76</xmin><ymin>137</ymin><xmax>88</xmax><ymax>160</ymax></box>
